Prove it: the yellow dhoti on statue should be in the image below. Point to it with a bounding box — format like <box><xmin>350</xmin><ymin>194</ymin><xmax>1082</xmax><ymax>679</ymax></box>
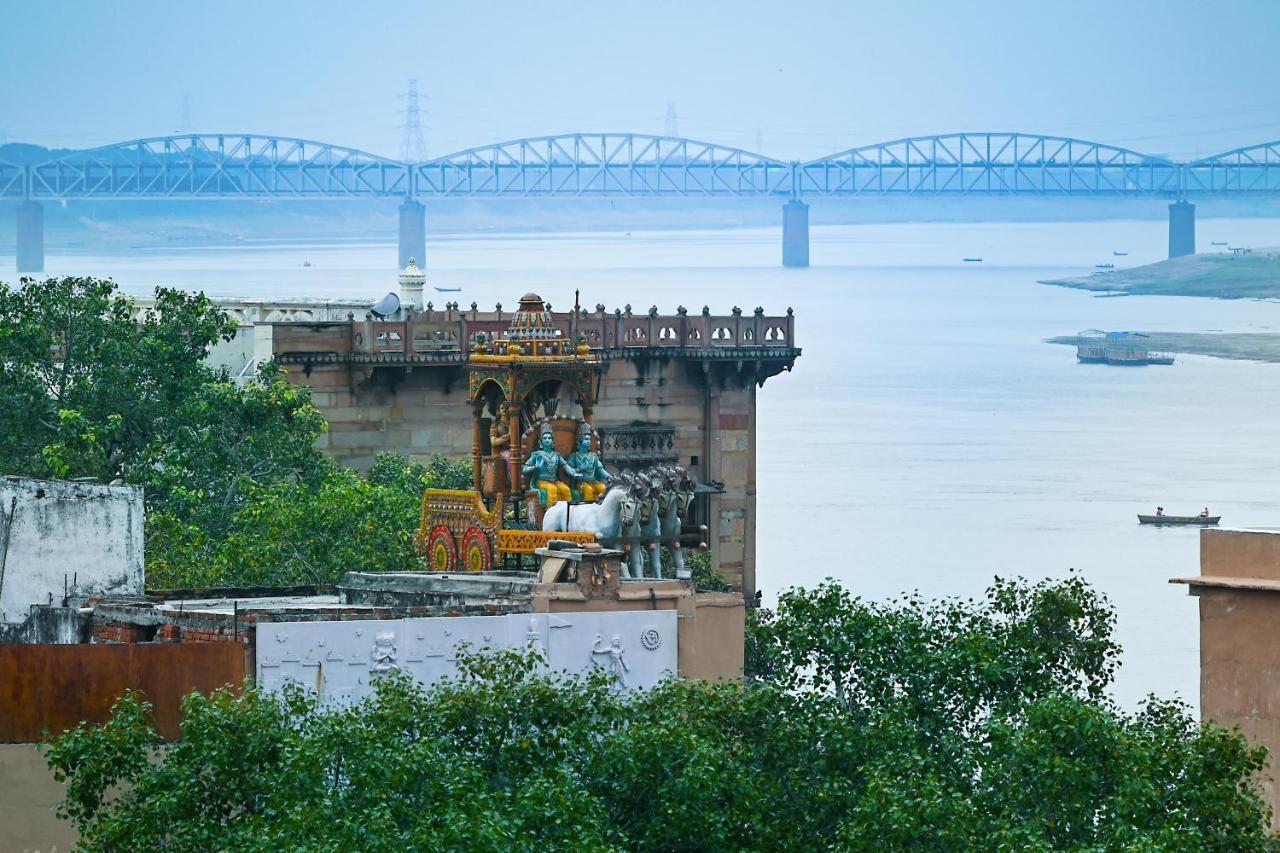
<box><xmin>536</xmin><ymin>479</ymin><xmax>573</xmax><ymax>506</ymax></box>
<box><xmin>578</xmin><ymin>482</ymin><xmax>608</xmax><ymax>502</ymax></box>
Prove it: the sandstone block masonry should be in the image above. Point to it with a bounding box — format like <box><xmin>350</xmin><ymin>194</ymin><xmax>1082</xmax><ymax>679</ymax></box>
<box><xmin>270</xmin><ymin>304</ymin><xmax>799</xmax><ymax>597</ymax></box>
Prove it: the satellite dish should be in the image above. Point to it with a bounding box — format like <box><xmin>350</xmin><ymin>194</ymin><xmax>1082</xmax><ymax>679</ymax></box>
<box><xmin>370</xmin><ymin>291</ymin><xmax>401</xmax><ymax>318</ymax></box>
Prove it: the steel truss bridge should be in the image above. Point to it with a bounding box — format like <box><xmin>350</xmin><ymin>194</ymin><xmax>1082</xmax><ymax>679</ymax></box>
<box><xmin>5</xmin><ymin>131</ymin><xmax>1280</xmax><ymax>270</ymax></box>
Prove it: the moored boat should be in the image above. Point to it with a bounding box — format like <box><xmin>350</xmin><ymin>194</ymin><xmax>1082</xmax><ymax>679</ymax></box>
<box><xmin>1075</xmin><ymin>330</ymin><xmax>1174</xmax><ymax>366</ymax></box>
<box><xmin>1138</xmin><ymin>514</ymin><xmax>1220</xmax><ymax>526</ymax></box>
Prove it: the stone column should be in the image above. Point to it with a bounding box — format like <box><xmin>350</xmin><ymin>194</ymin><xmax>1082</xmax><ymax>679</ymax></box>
<box><xmin>398</xmin><ymin>199</ymin><xmax>426</xmax><ymax>271</ymax></box>
<box><xmin>16</xmin><ymin>201</ymin><xmax>43</xmax><ymax>273</ymax></box>
<box><xmin>782</xmin><ymin>200</ymin><xmax>809</xmax><ymax>268</ymax></box>
<box><xmin>1169</xmin><ymin>200</ymin><xmax>1195</xmax><ymax>258</ymax></box>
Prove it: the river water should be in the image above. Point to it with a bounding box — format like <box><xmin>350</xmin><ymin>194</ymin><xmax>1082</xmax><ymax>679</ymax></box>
<box><xmin>16</xmin><ymin>216</ymin><xmax>1280</xmax><ymax>711</ymax></box>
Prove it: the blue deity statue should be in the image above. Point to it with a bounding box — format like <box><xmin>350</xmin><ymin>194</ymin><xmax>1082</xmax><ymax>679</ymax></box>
<box><xmin>522</xmin><ymin>426</ymin><xmax>580</xmax><ymax>507</ymax></box>
<box><xmin>567</xmin><ymin>432</ymin><xmax>612</xmax><ymax>502</ymax></box>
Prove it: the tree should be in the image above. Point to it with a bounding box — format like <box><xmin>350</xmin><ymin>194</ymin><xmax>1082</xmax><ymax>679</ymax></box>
<box><xmin>0</xmin><ymin>276</ymin><xmax>237</xmax><ymax>481</ymax></box>
<box><xmin>45</xmin><ymin>577</ymin><xmax>1279</xmax><ymax>850</ymax></box>
<box><xmin>147</xmin><ymin>452</ymin><xmax>474</xmax><ymax>589</ymax></box>
<box><xmin>0</xmin><ymin>276</ymin><xmax>476</xmax><ymax>590</ymax></box>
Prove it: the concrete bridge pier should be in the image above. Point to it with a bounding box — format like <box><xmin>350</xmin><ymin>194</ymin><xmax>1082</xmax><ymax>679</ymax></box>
<box><xmin>782</xmin><ymin>200</ymin><xmax>809</xmax><ymax>268</ymax></box>
<box><xmin>1169</xmin><ymin>200</ymin><xmax>1195</xmax><ymax>258</ymax></box>
<box><xmin>398</xmin><ymin>199</ymin><xmax>425</xmax><ymax>270</ymax></box>
<box><xmin>16</xmin><ymin>201</ymin><xmax>44</xmax><ymax>273</ymax></box>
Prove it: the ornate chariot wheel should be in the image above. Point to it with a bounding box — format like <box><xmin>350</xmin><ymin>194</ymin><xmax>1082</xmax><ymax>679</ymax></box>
<box><xmin>461</xmin><ymin>527</ymin><xmax>493</xmax><ymax>573</ymax></box>
<box><xmin>425</xmin><ymin>525</ymin><xmax>457</xmax><ymax>572</ymax></box>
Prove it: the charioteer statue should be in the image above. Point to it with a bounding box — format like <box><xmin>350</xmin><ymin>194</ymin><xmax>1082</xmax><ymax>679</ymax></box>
<box><xmin>567</xmin><ymin>423</ymin><xmax>612</xmax><ymax>501</ymax></box>
<box><xmin>523</xmin><ymin>421</ymin><xmax>581</xmax><ymax>507</ymax></box>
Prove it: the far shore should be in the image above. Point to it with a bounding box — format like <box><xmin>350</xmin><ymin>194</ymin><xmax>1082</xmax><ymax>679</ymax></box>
<box><xmin>1039</xmin><ymin>248</ymin><xmax>1280</xmax><ymax>300</ymax></box>
<box><xmin>1047</xmin><ymin>332</ymin><xmax>1280</xmax><ymax>365</ymax></box>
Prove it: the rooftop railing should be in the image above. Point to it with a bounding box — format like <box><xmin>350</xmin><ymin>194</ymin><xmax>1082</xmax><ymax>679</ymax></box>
<box><xmin>351</xmin><ymin>303</ymin><xmax>796</xmax><ymax>357</ymax></box>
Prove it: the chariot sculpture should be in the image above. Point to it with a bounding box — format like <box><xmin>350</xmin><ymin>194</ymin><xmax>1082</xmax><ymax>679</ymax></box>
<box><xmin>415</xmin><ymin>292</ymin><xmax>704</xmax><ymax>576</ymax></box>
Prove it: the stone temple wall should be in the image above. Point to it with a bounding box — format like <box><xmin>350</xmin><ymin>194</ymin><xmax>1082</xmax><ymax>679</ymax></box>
<box><xmin>270</xmin><ymin>317</ymin><xmax>792</xmax><ymax>597</ymax></box>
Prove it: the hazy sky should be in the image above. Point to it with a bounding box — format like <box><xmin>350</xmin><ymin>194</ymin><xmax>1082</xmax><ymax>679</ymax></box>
<box><xmin>4</xmin><ymin>0</ymin><xmax>1279</xmax><ymax>161</ymax></box>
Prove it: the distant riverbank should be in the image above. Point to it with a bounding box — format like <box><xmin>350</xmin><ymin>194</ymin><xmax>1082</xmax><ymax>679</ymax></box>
<box><xmin>1039</xmin><ymin>248</ymin><xmax>1280</xmax><ymax>300</ymax></box>
<box><xmin>1041</xmin><ymin>248</ymin><xmax>1280</xmax><ymax>363</ymax></box>
<box><xmin>1046</xmin><ymin>331</ymin><xmax>1280</xmax><ymax>364</ymax></box>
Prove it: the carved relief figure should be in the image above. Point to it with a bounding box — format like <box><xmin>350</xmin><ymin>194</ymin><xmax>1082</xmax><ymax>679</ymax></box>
<box><xmin>591</xmin><ymin>633</ymin><xmax>630</xmax><ymax>688</ymax></box>
<box><xmin>370</xmin><ymin>631</ymin><xmax>399</xmax><ymax>674</ymax></box>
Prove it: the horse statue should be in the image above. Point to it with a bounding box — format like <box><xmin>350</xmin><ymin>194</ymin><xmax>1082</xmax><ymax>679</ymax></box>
<box><xmin>656</xmin><ymin>466</ymin><xmax>697</xmax><ymax>577</ymax></box>
<box><xmin>540</xmin><ymin>485</ymin><xmax>639</xmax><ymax>580</ymax></box>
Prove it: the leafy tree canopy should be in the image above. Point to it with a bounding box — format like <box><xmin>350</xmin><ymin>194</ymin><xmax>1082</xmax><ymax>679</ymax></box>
<box><xmin>0</xmin><ymin>275</ymin><xmax>470</xmax><ymax>589</ymax></box>
<box><xmin>45</xmin><ymin>577</ymin><xmax>1277</xmax><ymax>850</ymax></box>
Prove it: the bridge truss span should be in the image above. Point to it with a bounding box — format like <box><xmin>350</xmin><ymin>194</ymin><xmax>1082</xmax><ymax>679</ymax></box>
<box><xmin>415</xmin><ymin>134</ymin><xmax>792</xmax><ymax>197</ymax></box>
<box><xmin>0</xmin><ymin>161</ymin><xmax>21</xmax><ymax>198</ymax></box>
<box><xmin>1184</xmin><ymin>141</ymin><xmax>1280</xmax><ymax>194</ymax></box>
<box><xmin>22</xmin><ymin>134</ymin><xmax>410</xmax><ymax>199</ymax></box>
<box><xmin>798</xmin><ymin>133</ymin><xmax>1182</xmax><ymax>196</ymax></box>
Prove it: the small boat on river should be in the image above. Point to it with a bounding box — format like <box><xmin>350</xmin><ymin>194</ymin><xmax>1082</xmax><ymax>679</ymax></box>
<box><xmin>1138</xmin><ymin>514</ymin><xmax>1220</xmax><ymax>526</ymax></box>
<box><xmin>962</xmin><ymin>257</ymin><xmax>983</xmax><ymax>263</ymax></box>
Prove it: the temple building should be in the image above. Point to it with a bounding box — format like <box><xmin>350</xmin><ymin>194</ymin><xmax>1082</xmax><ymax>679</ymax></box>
<box><xmin>257</xmin><ymin>264</ymin><xmax>801</xmax><ymax>595</ymax></box>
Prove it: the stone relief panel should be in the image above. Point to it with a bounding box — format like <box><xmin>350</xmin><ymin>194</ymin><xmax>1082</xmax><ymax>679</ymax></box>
<box><xmin>256</xmin><ymin>610</ymin><xmax>677</xmax><ymax>707</ymax></box>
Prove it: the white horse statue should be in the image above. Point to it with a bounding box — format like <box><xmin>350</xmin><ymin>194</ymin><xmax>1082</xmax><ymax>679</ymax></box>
<box><xmin>540</xmin><ymin>486</ymin><xmax>637</xmax><ymax>579</ymax></box>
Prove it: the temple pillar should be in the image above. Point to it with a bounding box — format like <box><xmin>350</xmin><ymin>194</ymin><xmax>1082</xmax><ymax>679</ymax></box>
<box><xmin>16</xmin><ymin>201</ymin><xmax>44</xmax><ymax>273</ymax></box>
<box><xmin>398</xmin><ymin>199</ymin><xmax>425</xmax><ymax>270</ymax></box>
<box><xmin>782</xmin><ymin>200</ymin><xmax>809</xmax><ymax>268</ymax></box>
<box><xmin>1169</xmin><ymin>200</ymin><xmax>1195</xmax><ymax>258</ymax></box>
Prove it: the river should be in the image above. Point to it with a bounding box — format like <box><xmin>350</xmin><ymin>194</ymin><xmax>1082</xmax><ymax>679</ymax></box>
<box><xmin>16</xmin><ymin>216</ymin><xmax>1280</xmax><ymax>711</ymax></box>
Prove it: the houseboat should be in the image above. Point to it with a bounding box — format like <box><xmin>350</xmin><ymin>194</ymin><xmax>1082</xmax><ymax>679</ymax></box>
<box><xmin>1076</xmin><ymin>330</ymin><xmax>1174</xmax><ymax>366</ymax></box>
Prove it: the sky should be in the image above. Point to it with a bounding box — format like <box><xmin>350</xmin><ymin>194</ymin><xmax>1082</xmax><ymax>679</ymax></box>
<box><xmin>3</xmin><ymin>0</ymin><xmax>1280</xmax><ymax>162</ymax></box>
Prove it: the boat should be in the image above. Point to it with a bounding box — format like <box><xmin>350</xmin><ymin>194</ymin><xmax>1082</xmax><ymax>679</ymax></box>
<box><xmin>1095</xmin><ymin>263</ymin><xmax>1115</xmax><ymax>269</ymax></box>
<box><xmin>302</xmin><ymin>260</ymin><xmax>312</xmax><ymax>268</ymax></box>
<box><xmin>1075</xmin><ymin>330</ymin><xmax>1174</xmax><ymax>366</ymax></box>
<box><xmin>1138</xmin><ymin>514</ymin><xmax>1220</xmax><ymax>526</ymax></box>
<box><xmin>1211</xmin><ymin>240</ymin><xmax>1228</xmax><ymax>246</ymax></box>
<box><xmin>1113</xmin><ymin>251</ymin><xmax>1128</xmax><ymax>256</ymax></box>
<box><xmin>434</xmin><ymin>286</ymin><xmax>462</xmax><ymax>293</ymax></box>
<box><xmin>962</xmin><ymin>257</ymin><xmax>983</xmax><ymax>263</ymax></box>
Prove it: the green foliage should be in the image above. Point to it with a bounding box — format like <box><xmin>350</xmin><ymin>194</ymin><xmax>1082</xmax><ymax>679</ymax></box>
<box><xmin>147</xmin><ymin>452</ymin><xmax>473</xmax><ymax>589</ymax></box>
<box><xmin>0</xmin><ymin>276</ymin><xmax>237</xmax><ymax>481</ymax></box>
<box><xmin>46</xmin><ymin>578</ymin><xmax>1278</xmax><ymax>850</ymax></box>
<box><xmin>686</xmin><ymin>549</ymin><xmax>732</xmax><ymax>592</ymax></box>
<box><xmin>0</xmin><ymin>276</ymin><xmax>481</xmax><ymax>590</ymax></box>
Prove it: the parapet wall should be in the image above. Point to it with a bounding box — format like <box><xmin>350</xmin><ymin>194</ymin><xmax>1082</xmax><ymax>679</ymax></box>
<box><xmin>0</xmin><ymin>477</ymin><xmax>144</xmax><ymax>627</ymax></box>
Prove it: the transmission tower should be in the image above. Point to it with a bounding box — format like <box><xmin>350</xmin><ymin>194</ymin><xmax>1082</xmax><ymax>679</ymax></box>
<box><xmin>399</xmin><ymin>79</ymin><xmax>428</xmax><ymax>163</ymax></box>
<box><xmin>664</xmin><ymin>102</ymin><xmax>679</xmax><ymax>138</ymax></box>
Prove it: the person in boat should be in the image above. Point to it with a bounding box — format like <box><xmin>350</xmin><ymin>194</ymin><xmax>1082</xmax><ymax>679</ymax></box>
<box><xmin>567</xmin><ymin>423</ymin><xmax>612</xmax><ymax>502</ymax></box>
<box><xmin>1201</xmin><ymin>507</ymin><xmax>1210</xmax><ymax>518</ymax></box>
<box><xmin>1156</xmin><ymin>507</ymin><xmax>1164</xmax><ymax>517</ymax></box>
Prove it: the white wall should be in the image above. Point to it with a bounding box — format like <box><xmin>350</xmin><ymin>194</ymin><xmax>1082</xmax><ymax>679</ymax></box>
<box><xmin>256</xmin><ymin>610</ymin><xmax>677</xmax><ymax>705</ymax></box>
<box><xmin>0</xmin><ymin>477</ymin><xmax>144</xmax><ymax>624</ymax></box>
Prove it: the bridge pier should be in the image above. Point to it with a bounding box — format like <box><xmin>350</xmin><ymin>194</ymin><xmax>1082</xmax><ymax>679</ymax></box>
<box><xmin>398</xmin><ymin>199</ymin><xmax>425</xmax><ymax>270</ymax></box>
<box><xmin>1168</xmin><ymin>200</ymin><xmax>1195</xmax><ymax>258</ymax></box>
<box><xmin>16</xmin><ymin>201</ymin><xmax>44</xmax><ymax>273</ymax></box>
<box><xmin>782</xmin><ymin>200</ymin><xmax>809</xmax><ymax>268</ymax></box>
